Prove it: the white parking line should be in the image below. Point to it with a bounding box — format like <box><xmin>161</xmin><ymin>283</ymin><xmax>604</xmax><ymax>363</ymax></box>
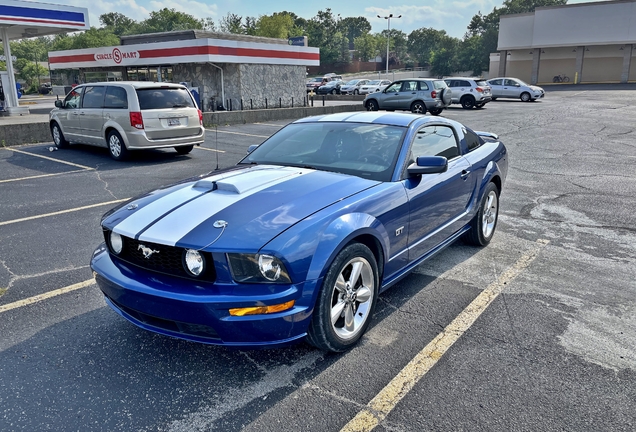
<box><xmin>341</xmin><ymin>239</ymin><xmax>550</xmax><ymax>432</ymax></box>
<box><xmin>0</xmin><ymin>169</ymin><xmax>88</xmax><ymax>184</ymax></box>
<box><xmin>195</xmin><ymin>146</ymin><xmax>226</xmax><ymax>153</ymax></box>
<box><xmin>0</xmin><ymin>279</ymin><xmax>95</xmax><ymax>314</ymax></box>
<box><xmin>205</xmin><ymin>129</ymin><xmax>269</xmax><ymax>138</ymax></box>
<box><xmin>0</xmin><ymin>198</ymin><xmax>129</xmax><ymax>227</ymax></box>
<box><xmin>255</xmin><ymin>123</ymin><xmax>285</xmax><ymax>127</ymax></box>
<box><xmin>5</xmin><ymin>147</ymin><xmax>94</xmax><ymax>170</ymax></box>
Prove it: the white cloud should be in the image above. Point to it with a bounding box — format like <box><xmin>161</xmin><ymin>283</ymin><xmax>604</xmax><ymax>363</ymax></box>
<box><xmin>148</xmin><ymin>0</ymin><xmax>219</xmax><ymax>18</ymax></box>
<box><xmin>367</xmin><ymin>5</ymin><xmax>461</xmax><ymax>32</ymax></box>
<box><xmin>62</xmin><ymin>0</ymin><xmax>150</xmax><ymax>27</ymax></box>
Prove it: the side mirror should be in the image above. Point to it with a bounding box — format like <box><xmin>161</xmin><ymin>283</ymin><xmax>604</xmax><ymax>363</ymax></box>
<box><xmin>515</xmin><ymin>83</ymin><xmax>521</xmax><ymax>87</ymax></box>
<box><xmin>247</xmin><ymin>144</ymin><xmax>258</xmax><ymax>154</ymax></box>
<box><xmin>407</xmin><ymin>156</ymin><xmax>448</xmax><ymax>176</ymax></box>
<box><xmin>54</xmin><ymin>100</ymin><xmax>64</xmax><ymax>108</ymax></box>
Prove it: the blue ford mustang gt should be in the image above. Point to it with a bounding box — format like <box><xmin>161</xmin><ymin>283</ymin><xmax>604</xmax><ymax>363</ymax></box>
<box><xmin>91</xmin><ymin>111</ymin><xmax>508</xmax><ymax>352</ymax></box>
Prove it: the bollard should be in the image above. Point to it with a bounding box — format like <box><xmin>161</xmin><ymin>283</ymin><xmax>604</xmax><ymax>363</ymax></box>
<box><xmin>240</xmin><ymin>99</ymin><xmax>243</xmax><ymax>110</ymax></box>
<box><xmin>265</xmin><ymin>98</ymin><xmax>268</xmax><ymax>109</ymax></box>
<box><xmin>322</xmin><ymin>96</ymin><xmax>325</xmax><ymax>106</ymax></box>
<box><xmin>229</xmin><ymin>99</ymin><xmax>233</xmax><ymax>111</ymax></box>
<box><xmin>250</xmin><ymin>99</ymin><xmax>253</xmax><ymax>110</ymax></box>
<box><xmin>279</xmin><ymin>98</ymin><xmax>282</xmax><ymax>108</ymax></box>
<box><xmin>292</xmin><ymin>97</ymin><xmax>294</xmax><ymax>107</ymax></box>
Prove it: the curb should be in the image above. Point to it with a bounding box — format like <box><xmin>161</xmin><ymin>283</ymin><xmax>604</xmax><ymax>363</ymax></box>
<box><xmin>0</xmin><ymin>104</ymin><xmax>366</xmax><ymax>147</ymax></box>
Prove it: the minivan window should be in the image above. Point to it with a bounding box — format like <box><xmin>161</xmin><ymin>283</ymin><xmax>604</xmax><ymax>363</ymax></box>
<box><xmin>82</xmin><ymin>86</ymin><xmax>105</xmax><ymax>109</ymax></box>
<box><xmin>104</xmin><ymin>86</ymin><xmax>128</xmax><ymax>109</ymax></box>
<box><xmin>136</xmin><ymin>88</ymin><xmax>195</xmax><ymax>110</ymax></box>
<box><xmin>64</xmin><ymin>87</ymin><xmax>83</xmax><ymax>109</ymax></box>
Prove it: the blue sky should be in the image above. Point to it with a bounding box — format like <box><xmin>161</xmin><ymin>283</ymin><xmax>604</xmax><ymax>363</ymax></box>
<box><xmin>59</xmin><ymin>0</ymin><xmax>598</xmax><ymax>39</ymax></box>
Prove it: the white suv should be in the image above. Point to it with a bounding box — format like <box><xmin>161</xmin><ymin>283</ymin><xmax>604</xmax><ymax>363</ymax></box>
<box><xmin>443</xmin><ymin>78</ymin><xmax>492</xmax><ymax>109</ymax></box>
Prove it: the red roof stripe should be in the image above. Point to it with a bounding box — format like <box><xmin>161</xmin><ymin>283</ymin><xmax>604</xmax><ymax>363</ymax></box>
<box><xmin>49</xmin><ymin>53</ymin><xmax>96</xmax><ymax>64</ymax></box>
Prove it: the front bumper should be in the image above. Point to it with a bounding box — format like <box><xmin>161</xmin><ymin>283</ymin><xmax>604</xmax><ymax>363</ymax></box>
<box><xmin>91</xmin><ymin>244</ymin><xmax>317</xmax><ymax>348</ymax></box>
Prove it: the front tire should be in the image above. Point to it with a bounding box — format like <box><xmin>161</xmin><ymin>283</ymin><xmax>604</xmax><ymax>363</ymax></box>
<box><xmin>366</xmin><ymin>100</ymin><xmax>379</xmax><ymax>111</ymax></box>
<box><xmin>354</xmin><ymin>89</ymin><xmax>359</xmax><ymax>95</ymax></box>
<box><xmin>465</xmin><ymin>182</ymin><xmax>499</xmax><ymax>246</ymax></box>
<box><xmin>410</xmin><ymin>101</ymin><xmax>426</xmax><ymax>114</ymax></box>
<box><xmin>307</xmin><ymin>243</ymin><xmax>379</xmax><ymax>352</ymax></box>
<box><xmin>107</xmin><ymin>130</ymin><xmax>128</xmax><ymax>161</ymax></box>
<box><xmin>331</xmin><ymin>89</ymin><xmax>337</xmax><ymax>95</ymax></box>
<box><xmin>428</xmin><ymin>108</ymin><xmax>443</xmax><ymax>116</ymax></box>
<box><xmin>51</xmin><ymin>122</ymin><xmax>68</xmax><ymax>148</ymax></box>
<box><xmin>520</xmin><ymin>92</ymin><xmax>531</xmax><ymax>102</ymax></box>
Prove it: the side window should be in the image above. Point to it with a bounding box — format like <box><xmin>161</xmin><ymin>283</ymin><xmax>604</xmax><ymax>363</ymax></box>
<box><xmin>385</xmin><ymin>82</ymin><xmax>401</xmax><ymax>92</ymax></box>
<box><xmin>104</xmin><ymin>86</ymin><xmax>128</xmax><ymax>109</ymax></box>
<box><xmin>81</xmin><ymin>86</ymin><xmax>105</xmax><ymax>109</ymax></box>
<box><xmin>411</xmin><ymin>125</ymin><xmax>459</xmax><ymax>160</ymax></box>
<box><xmin>402</xmin><ymin>81</ymin><xmax>418</xmax><ymax>91</ymax></box>
<box><xmin>418</xmin><ymin>81</ymin><xmax>429</xmax><ymax>91</ymax></box>
<box><xmin>490</xmin><ymin>79</ymin><xmax>502</xmax><ymax>86</ymax></box>
<box><xmin>504</xmin><ymin>79</ymin><xmax>517</xmax><ymax>86</ymax></box>
<box><xmin>464</xmin><ymin>128</ymin><xmax>482</xmax><ymax>151</ymax></box>
<box><xmin>64</xmin><ymin>87</ymin><xmax>83</xmax><ymax>109</ymax></box>
<box><xmin>461</xmin><ymin>80</ymin><xmax>471</xmax><ymax>87</ymax></box>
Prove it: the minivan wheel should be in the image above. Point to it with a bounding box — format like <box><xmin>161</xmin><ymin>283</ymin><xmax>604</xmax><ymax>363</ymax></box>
<box><xmin>107</xmin><ymin>130</ymin><xmax>128</xmax><ymax>161</ymax></box>
<box><xmin>51</xmin><ymin>122</ymin><xmax>68</xmax><ymax>148</ymax></box>
<box><xmin>461</xmin><ymin>96</ymin><xmax>475</xmax><ymax>109</ymax></box>
<box><xmin>175</xmin><ymin>145</ymin><xmax>194</xmax><ymax>155</ymax></box>
<box><xmin>411</xmin><ymin>101</ymin><xmax>426</xmax><ymax>114</ymax></box>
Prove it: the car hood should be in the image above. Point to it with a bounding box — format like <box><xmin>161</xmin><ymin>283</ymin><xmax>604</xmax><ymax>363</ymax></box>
<box><xmin>103</xmin><ymin>165</ymin><xmax>380</xmax><ymax>251</ymax></box>
<box><xmin>530</xmin><ymin>85</ymin><xmax>544</xmax><ymax>92</ymax></box>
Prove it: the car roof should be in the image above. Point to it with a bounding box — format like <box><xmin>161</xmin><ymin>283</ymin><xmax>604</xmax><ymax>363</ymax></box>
<box><xmin>292</xmin><ymin>111</ymin><xmax>461</xmax><ymax>129</ymax></box>
<box><xmin>74</xmin><ymin>81</ymin><xmax>186</xmax><ymax>89</ymax></box>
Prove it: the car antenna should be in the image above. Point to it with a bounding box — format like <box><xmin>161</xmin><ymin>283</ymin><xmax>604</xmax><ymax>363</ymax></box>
<box><xmin>215</xmin><ymin>125</ymin><xmax>219</xmax><ymax>170</ymax></box>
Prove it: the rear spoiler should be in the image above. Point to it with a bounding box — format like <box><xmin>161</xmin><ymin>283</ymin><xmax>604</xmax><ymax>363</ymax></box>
<box><xmin>474</xmin><ymin>130</ymin><xmax>499</xmax><ymax>141</ymax></box>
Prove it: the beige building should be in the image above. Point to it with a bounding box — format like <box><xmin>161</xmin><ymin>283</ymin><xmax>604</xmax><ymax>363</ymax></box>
<box><xmin>489</xmin><ymin>0</ymin><xmax>636</xmax><ymax>84</ymax></box>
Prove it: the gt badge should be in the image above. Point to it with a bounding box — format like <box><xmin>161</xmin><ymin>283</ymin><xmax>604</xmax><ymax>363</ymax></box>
<box><xmin>396</xmin><ymin>226</ymin><xmax>404</xmax><ymax>236</ymax></box>
<box><xmin>138</xmin><ymin>244</ymin><xmax>160</xmax><ymax>259</ymax></box>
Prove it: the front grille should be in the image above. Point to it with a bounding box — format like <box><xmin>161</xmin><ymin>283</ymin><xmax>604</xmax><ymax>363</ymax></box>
<box><xmin>105</xmin><ymin>231</ymin><xmax>216</xmax><ymax>282</ymax></box>
<box><xmin>107</xmin><ymin>295</ymin><xmax>220</xmax><ymax>340</ymax></box>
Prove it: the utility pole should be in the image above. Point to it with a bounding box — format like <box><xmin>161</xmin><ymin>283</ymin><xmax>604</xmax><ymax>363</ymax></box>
<box><xmin>377</xmin><ymin>13</ymin><xmax>401</xmax><ymax>76</ymax></box>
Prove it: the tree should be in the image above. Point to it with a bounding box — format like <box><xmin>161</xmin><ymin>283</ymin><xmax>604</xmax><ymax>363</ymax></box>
<box><xmin>354</xmin><ymin>34</ymin><xmax>378</xmax><ymax>61</ymax></box>
<box><xmin>379</xmin><ymin>29</ymin><xmax>408</xmax><ymax>67</ymax></box>
<box><xmin>137</xmin><ymin>8</ymin><xmax>203</xmax><ymax>33</ymax></box>
<box><xmin>15</xmin><ymin>58</ymin><xmax>48</xmax><ymax>90</ymax></box>
<box><xmin>219</xmin><ymin>13</ymin><xmax>245</xmax><ymax>34</ymax></box>
<box><xmin>256</xmin><ymin>13</ymin><xmax>295</xmax><ymax>38</ymax></box>
<box><xmin>68</xmin><ymin>27</ymin><xmax>120</xmax><ymax>49</ymax></box>
<box><xmin>100</xmin><ymin>12</ymin><xmax>136</xmax><ymax>36</ymax></box>
<box><xmin>340</xmin><ymin>17</ymin><xmax>371</xmax><ymax>46</ymax></box>
<box><xmin>407</xmin><ymin>28</ymin><xmax>447</xmax><ymax>67</ymax></box>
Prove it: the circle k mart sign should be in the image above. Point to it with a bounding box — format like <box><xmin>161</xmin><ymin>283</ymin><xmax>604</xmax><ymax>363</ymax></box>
<box><xmin>94</xmin><ymin>47</ymin><xmax>140</xmax><ymax>65</ymax></box>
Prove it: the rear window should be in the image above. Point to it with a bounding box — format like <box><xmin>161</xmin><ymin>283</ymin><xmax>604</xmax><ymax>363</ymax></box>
<box><xmin>135</xmin><ymin>88</ymin><xmax>195</xmax><ymax>110</ymax></box>
<box><xmin>476</xmin><ymin>80</ymin><xmax>488</xmax><ymax>87</ymax></box>
<box><xmin>433</xmin><ymin>80</ymin><xmax>448</xmax><ymax>89</ymax></box>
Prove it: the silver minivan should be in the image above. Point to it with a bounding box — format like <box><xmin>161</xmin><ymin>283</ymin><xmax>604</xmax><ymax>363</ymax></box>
<box><xmin>49</xmin><ymin>82</ymin><xmax>205</xmax><ymax>160</ymax></box>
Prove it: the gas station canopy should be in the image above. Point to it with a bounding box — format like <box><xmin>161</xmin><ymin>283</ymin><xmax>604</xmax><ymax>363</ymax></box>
<box><xmin>0</xmin><ymin>0</ymin><xmax>89</xmax><ymax>115</ymax></box>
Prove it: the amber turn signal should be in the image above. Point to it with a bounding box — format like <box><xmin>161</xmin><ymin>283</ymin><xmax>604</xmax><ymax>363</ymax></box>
<box><xmin>229</xmin><ymin>300</ymin><xmax>295</xmax><ymax>317</ymax></box>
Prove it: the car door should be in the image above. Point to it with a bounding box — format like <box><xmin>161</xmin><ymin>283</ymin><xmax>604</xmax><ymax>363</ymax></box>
<box><xmin>395</xmin><ymin>80</ymin><xmax>420</xmax><ymax>110</ymax></box>
<box><xmin>377</xmin><ymin>81</ymin><xmax>404</xmax><ymax>109</ymax></box>
<box><xmin>403</xmin><ymin>124</ymin><xmax>474</xmax><ymax>261</ymax></box>
<box><xmin>79</xmin><ymin>85</ymin><xmax>106</xmax><ymax>145</ymax></box>
<box><xmin>503</xmin><ymin>79</ymin><xmax>521</xmax><ymax>98</ymax></box>
<box><xmin>488</xmin><ymin>79</ymin><xmax>504</xmax><ymax>97</ymax></box>
<box><xmin>58</xmin><ymin>87</ymin><xmax>84</xmax><ymax>140</ymax></box>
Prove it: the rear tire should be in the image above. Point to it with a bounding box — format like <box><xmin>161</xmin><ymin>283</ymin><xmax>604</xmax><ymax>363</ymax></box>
<box><xmin>107</xmin><ymin>130</ymin><xmax>128</xmax><ymax>161</ymax></box>
<box><xmin>51</xmin><ymin>122</ymin><xmax>68</xmax><ymax>148</ymax></box>
<box><xmin>461</xmin><ymin>96</ymin><xmax>475</xmax><ymax>109</ymax></box>
<box><xmin>464</xmin><ymin>182</ymin><xmax>499</xmax><ymax>246</ymax></box>
<box><xmin>307</xmin><ymin>243</ymin><xmax>379</xmax><ymax>352</ymax></box>
<box><xmin>175</xmin><ymin>145</ymin><xmax>194</xmax><ymax>155</ymax></box>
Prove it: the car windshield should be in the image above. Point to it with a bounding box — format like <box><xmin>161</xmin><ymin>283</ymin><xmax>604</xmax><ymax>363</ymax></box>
<box><xmin>309</xmin><ymin>78</ymin><xmax>322</xmax><ymax>82</ymax></box>
<box><xmin>367</xmin><ymin>80</ymin><xmax>381</xmax><ymax>85</ymax></box>
<box><xmin>345</xmin><ymin>80</ymin><xmax>360</xmax><ymax>85</ymax></box>
<box><xmin>239</xmin><ymin>122</ymin><xmax>406</xmax><ymax>182</ymax></box>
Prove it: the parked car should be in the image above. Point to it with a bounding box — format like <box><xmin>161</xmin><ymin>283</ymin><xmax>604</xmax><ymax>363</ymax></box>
<box><xmin>363</xmin><ymin>79</ymin><xmax>452</xmax><ymax>115</ymax></box>
<box><xmin>91</xmin><ymin>111</ymin><xmax>507</xmax><ymax>352</ymax></box>
<box><xmin>339</xmin><ymin>79</ymin><xmax>370</xmax><ymax>95</ymax></box>
<box><xmin>487</xmin><ymin>77</ymin><xmax>545</xmax><ymax>101</ymax></box>
<box><xmin>359</xmin><ymin>79</ymin><xmax>392</xmax><ymax>95</ymax></box>
<box><xmin>316</xmin><ymin>79</ymin><xmax>344</xmax><ymax>95</ymax></box>
<box><xmin>49</xmin><ymin>82</ymin><xmax>204</xmax><ymax>160</ymax></box>
<box><xmin>443</xmin><ymin>77</ymin><xmax>492</xmax><ymax>109</ymax></box>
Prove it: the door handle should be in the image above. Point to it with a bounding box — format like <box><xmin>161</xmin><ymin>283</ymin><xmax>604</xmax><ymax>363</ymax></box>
<box><xmin>461</xmin><ymin>170</ymin><xmax>471</xmax><ymax>179</ymax></box>
<box><xmin>411</xmin><ymin>92</ymin><xmax>416</xmax><ymax>94</ymax></box>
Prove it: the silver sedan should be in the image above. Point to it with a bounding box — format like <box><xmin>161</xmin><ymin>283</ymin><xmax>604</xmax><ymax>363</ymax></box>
<box><xmin>487</xmin><ymin>77</ymin><xmax>545</xmax><ymax>102</ymax></box>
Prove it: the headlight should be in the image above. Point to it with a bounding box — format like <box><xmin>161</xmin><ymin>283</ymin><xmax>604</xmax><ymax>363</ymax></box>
<box><xmin>227</xmin><ymin>253</ymin><xmax>291</xmax><ymax>284</ymax></box>
<box><xmin>110</xmin><ymin>231</ymin><xmax>123</xmax><ymax>255</ymax></box>
<box><xmin>184</xmin><ymin>249</ymin><xmax>205</xmax><ymax>276</ymax></box>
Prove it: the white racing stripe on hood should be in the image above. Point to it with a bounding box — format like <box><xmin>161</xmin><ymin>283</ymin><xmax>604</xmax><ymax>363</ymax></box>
<box><xmin>113</xmin><ymin>167</ymin><xmax>273</xmax><ymax>239</ymax></box>
<box><xmin>137</xmin><ymin>166</ymin><xmax>313</xmax><ymax>246</ymax></box>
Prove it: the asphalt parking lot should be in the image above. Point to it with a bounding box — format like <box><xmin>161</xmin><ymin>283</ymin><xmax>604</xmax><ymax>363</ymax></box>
<box><xmin>1</xmin><ymin>88</ymin><xmax>635</xmax><ymax>431</ymax></box>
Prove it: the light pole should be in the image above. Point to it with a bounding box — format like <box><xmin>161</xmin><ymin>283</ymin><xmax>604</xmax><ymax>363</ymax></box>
<box><xmin>377</xmin><ymin>13</ymin><xmax>401</xmax><ymax>76</ymax></box>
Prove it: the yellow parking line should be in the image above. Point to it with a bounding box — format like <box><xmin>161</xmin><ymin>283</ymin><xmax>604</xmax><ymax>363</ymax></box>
<box><xmin>5</xmin><ymin>147</ymin><xmax>94</xmax><ymax>170</ymax></box>
<box><xmin>0</xmin><ymin>198</ymin><xmax>129</xmax><ymax>227</ymax></box>
<box><xmin>195</xmin><ymin>146</ymin><xmax>226</xmax><ymax>153</ymax></box>
<box><xmin>205</xmin><ymin>129</ymin><xmax>269</xmax><ymax>138</ymax></box>
<box><xmin>341</xmin><ymin>239</ymin><xmax>550</xmax><ymax>432</ymax></box>
<box><xmin>0</xmin><ymin>169</ymin><xmax>88</xmax><ymax>184</ymax></box>
<box><xmin>0</xmin><ymin>279</ymin><xmax>95</xmax><ymax>314</ymax></box>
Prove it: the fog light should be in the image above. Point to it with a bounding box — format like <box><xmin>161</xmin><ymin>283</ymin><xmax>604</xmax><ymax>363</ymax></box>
<box><xmin>110</xmin><ymin>231</ymin><xmax>123</xmax><ymax>254</ymax></box>
<box><xmin>184</xmin><ymin>249</ymin><xmax>204</xmax><ymax>276</ymax></box>
<box><xmin>229</xmin><ymin>300</ymin><xmax>295</xmax><ymax>316</ymax></box>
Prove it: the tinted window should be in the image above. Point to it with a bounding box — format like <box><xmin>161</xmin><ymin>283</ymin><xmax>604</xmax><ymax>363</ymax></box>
<box><xmin>418</xmin><ymin>81</ymin><xmax>429</xmax><ymax>91</ymax></box>
<box><xmin>104</xmin><ymin>86</ymin><xmax>128</xmax><ymax>109</ymax></box>
<box><xmin>460</xmin><ymin>80</ymin><xmax>471</xmax><ymax>87</ymax></box>
<box><xmin>489</xmin><ymin>79</ymin><xmax>502</xmax><ymax>86</ymax></box>
<box><xmin>82</xmin><ymin>86</ymin><xmax>105</xmax><ymax>108</ymax></box>
<box><xmin>136</xmin><ymin>88</ymin><xmax>195</xmax><ymax>110</ymax></box>
<box><xmin>64</xmin><ymin>87</ymin><xmax>83</xmax><ymax>109</ymax></box>
<box><xmin>411</xmin><ymin>125</ymin><xmax>459</xmax><ymax>160</ymax></box>
<box><xmin>464</xmin><ymin>129</ymin><xmax>482</xmax><ymax>151</ymax></box>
